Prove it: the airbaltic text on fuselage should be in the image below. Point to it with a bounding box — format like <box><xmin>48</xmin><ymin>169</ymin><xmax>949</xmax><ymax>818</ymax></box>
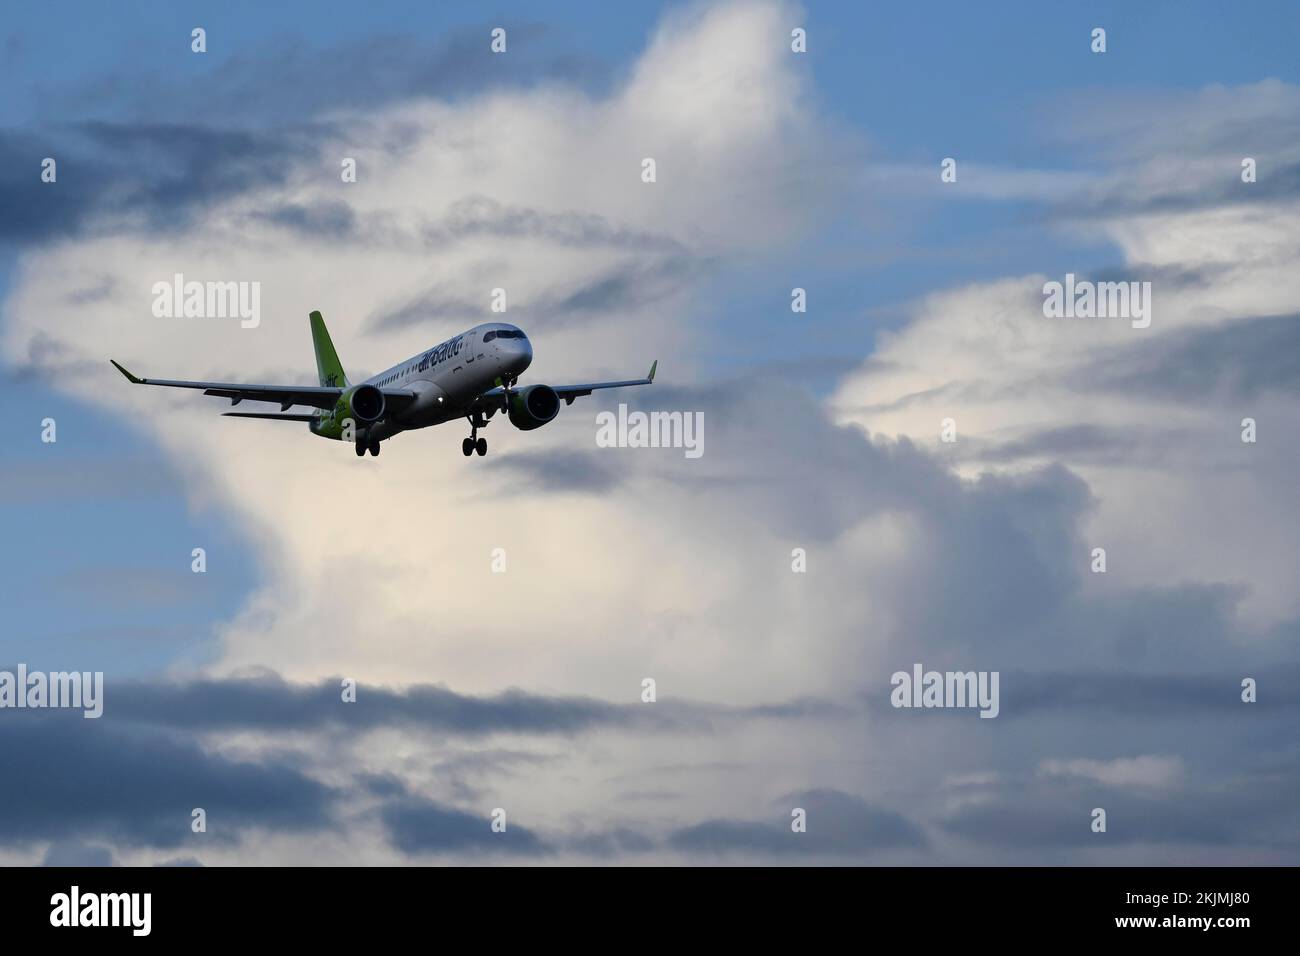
<box><xmin>416</xmin><ymin>335</ymin><xmax>465</xmax><ymax>373</ymax></box>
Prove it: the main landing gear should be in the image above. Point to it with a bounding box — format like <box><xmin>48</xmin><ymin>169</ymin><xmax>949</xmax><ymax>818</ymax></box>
<box><xmin>355</xmin><ymin>439</ymin><xmax>381</xmax><ymax>457</ymax></box>
<box><xmin>463</xmin><ymin>413</ymin><xmax>489</xmax><ymax>456</ymax></box>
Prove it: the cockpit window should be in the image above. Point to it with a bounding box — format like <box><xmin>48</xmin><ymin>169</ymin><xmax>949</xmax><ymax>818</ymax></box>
<box><xmin>483</xmin><ymin>330</ymin><xmax>497</xmax><ymax>342</ymax></box>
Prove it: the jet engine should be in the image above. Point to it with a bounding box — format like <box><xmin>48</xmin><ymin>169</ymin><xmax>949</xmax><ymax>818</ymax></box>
<box><xmin>507</xmin><ymin>384</ymin><xmax>560</xmax><ymax>430</ymax></box>
<box><xmin>346</xmin><ymin>383</ymin><xmax>386</xmax><ymax>423</ymax></box>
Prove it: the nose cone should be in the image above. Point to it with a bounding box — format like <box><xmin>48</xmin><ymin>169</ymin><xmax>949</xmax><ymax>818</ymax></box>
<box><xmin>513</xmin><ymin>337</ymin><xmax>533</xmax><ymax>373</ymax></box>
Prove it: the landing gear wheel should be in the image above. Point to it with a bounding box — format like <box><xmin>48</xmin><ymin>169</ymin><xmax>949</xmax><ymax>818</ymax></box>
<box><xmin>355</xmin><ymin>442</ymin><xmax>365</xmax><ymax>457</ymax></box>
<box><xmin>465</xmin><ymin>412</ymin><xmax>489</xmax><ymax>457</ymax></box>
<box><xmin>368</xmin><ymin>440</ymin><xmax>381</xmax><ymax>457</ymax></box>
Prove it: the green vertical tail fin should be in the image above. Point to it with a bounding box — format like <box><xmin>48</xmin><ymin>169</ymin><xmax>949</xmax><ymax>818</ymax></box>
<box><xmin>309</xmin><ymin>311</ymin><xmax>348</xmax><ymax>388</ymax></box>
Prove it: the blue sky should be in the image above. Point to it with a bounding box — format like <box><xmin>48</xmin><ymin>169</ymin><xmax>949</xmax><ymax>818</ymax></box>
<box><xmin>2</xmin><ymin>0</ymin><xmax>1298</xmax><ymax>864</ymax></box>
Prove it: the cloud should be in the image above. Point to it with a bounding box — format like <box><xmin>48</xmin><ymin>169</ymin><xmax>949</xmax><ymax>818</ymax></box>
<box><xmin>669</xmin><ymin>789</ymin><xmax>925</xmax><ymax>858</ymax></box>
<box><xmin>1078</xmin><ymin>311</ymin><xmax>1300</xmax><ymax>402</ymax></box>
<box><xmin>1041</xmin><ymin>80</ymin><xmax>1300</xmax><ymax>220</ymax></box>
<box><xmin>832</xmin><ymin>86</ymin><xmax>1300</xmax><ymax>635</ymax></box>
<box><xmin>252</xmin><ymin>201</ymin><xmax>358</xmax><ymax>240</ymax></box>
<box><xmin>44</xmin><ymin>25</ymin><xmax>613</xmax><ymax>128</ymax></box>
<box><xmin>565</xmin><ymin>827</ymin><xmax>658</xmax><ymax>858</ymax></box>
<box><xmin>0</xmin><ymin>122</ymin><xmax>308</xmax><ymax>244</ymax></box>
<box><xmin>380</xmin><ymin>796</ymin><xmax>550</xmax><ymax>857</ymax></box>
<box><xmin>104</xmin><ymin>671</ymin><xmax>840</xmax><ymax>736</ymax></box>
<box><xmin>482</xmin><ymin>448</ymin><xmax>628</xmax><ymax>494</ymax></box>
<box><xmin>992</xmin><ymin>665</ymin><xmax>1300</xmax><ymax>717</ymax></box>
<box><xmin>41</xmin><ymin>842</ymin><xmax>116</xmax><ymax>867</ymax></box>
<box><xmin>0</xmin><ymin>712</ymin><xmax>337</xmax><ymax>850</ymax></box>
<box><xmin>0</xmin><ymin>0</ymin><xmax>858</xmax><ymax>709</ymax></box>
<box><xmin>940</xmin><ymin>767</ymin><xmax>1300</xmax><ymax>855</ymax></box>
<box><xmin>1038</xmin><ymin>755</ymin><xmax>1185</xmax><ymax>789</ymax></box>
<box><xmin>1</xmin><ymin>1</ymin><xmax>906</xmax><ymax>865</ymax></box>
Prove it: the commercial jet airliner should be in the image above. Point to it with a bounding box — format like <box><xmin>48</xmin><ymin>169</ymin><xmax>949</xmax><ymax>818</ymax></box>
<box><xmin>111</xmin><ymin>311</ymin><xmax>656</xmax><ymax>457</ymax></box>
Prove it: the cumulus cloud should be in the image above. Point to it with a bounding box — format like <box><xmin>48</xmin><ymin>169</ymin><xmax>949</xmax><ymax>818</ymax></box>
<box><xmin>2</xmin><ymin>0</ymin><xmax>847</xmax><ymax>704</ymax></box>
<box><xmin>3</xmin><ymin>0</ymin><xmax>908</xmax><ymax>865</ymax></box>
<box><xmin>832</xmin><ymin>84</ymin><xmax>1300</xmax><ymax>634</ymax></box>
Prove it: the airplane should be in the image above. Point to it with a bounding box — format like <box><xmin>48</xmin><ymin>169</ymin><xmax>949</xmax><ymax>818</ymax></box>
<box><xmin>111</xmin><ymin>310</ymin><xmax>657</xmax><ymax>458</ymax></box>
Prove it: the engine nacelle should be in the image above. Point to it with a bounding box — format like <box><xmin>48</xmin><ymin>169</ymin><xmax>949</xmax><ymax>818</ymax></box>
<box><xmin>346</xmin><ymin>383</ymin><xmax>386</xmax><ymax>423</ymax></box>
<box><xmin>507</xmin><ymin>384</ymin><xmax>560</xmax><ymax>431</ymax></box>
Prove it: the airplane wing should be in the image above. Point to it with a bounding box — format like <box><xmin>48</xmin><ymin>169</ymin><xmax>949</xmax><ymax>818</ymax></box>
<box><xmin>110</xmin><ymin>360</ymin><xmax>417</xmax><ymax>412</ymax></box>
<box><xmin>478</xmin><ymin>360</ymin><xmax>658</xmax><ymax>408</ymax></box>
<box><xmin>111</xmin><ymin>359</ymin><xmax>342</xmax><ymax>410</ymax></box>
<box><xmin>222</xmin><ymin>412</ymin><xmax>320</xmax><ymax>422</ymax></box>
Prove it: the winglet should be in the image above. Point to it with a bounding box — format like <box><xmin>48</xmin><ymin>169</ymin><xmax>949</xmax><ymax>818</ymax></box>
<box><xmin>647</xmin><ymin>359</ymin><xmax>658</xmax><ymax>383</ymax></box>
<box><xmin>110</xmin><ymin>359</ymin><xmax>144</xmax><ymax>384</ymax></box>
